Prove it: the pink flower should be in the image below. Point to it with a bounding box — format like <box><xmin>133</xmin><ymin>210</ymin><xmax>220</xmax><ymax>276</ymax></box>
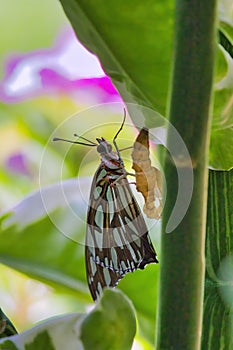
<box><xmin>0</xmin><ymin>28</ymin><xmax>121</xmax><ymax>104</ymax></box>
<box><xmin>5</xmin><ymin>153</ymin><xmax>31</xmax><ymax>177</ymax></box>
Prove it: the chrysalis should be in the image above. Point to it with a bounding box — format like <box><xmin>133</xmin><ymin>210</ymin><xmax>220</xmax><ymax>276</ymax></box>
<box><xmin>132</xmin><ymin>127</ymin><xmax>162</xmax><ymax>219</ymax></box>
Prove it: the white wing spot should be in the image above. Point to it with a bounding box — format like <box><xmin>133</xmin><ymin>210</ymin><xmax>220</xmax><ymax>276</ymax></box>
<box><xmin>113</xmin><ymin>228</ymin><xmax>123</xmax><ymax>246</ymax></box>
<box><xmin>90</xmin><ymin>257</ymin><xmax>97</xmax><ymax>275</ymax></box>
<box><xmin>95</xmin><ymin>207</ymin><xmax>104</xmax><ymax>227</ymax></box>
<box><xmin>111</xmin><ymin>247</ymin><xmax>119</xmax><ymax>270</ymax></box>
<box><xmin>131</xmin><ymin>261</ymin><xmax>136</xmax><ymax>270</ymax></box>
<box><xmin>96</xmin><ymin>169</ymin><xmax>107</xmax><ymax>181</ymax></box>
<box><xmin>97</xmin><ymin>282</ymin><xmax>102</xmax><ymax>295</ymax></box>
<box><xmin>109</xmin><ymin>259</ymin><xmax>113</xmax><ymax>269</ymax></box>
<box><xmin>93</xmin><ymin>186</ymin><xmax>102</xmax><ymax>200</ymax></box>
<box><xmin>95</xmin><ymin>256</ymin><xmax>100</xmax><ymax>264</ymax></box>
<box><xmin>120</xmin><ymin>261</ymin><xmax>128</xmax><ymax>272</ymax></box>
<box><xmin>106</xmin><ymin>187</ymin><xmax>113</xmax><ymax>203</ymax></box>
<box><xmin>103</xmin><ymin>268</ymin><xmax>111</xmax><ymax>286</ymax></box>
<box><xmin>128</xmin><ymin>243</ymin><xmax>137</xmax><ymax>261</ymax></box>
<box><xmin>108</xmin><ymin>195</ymin><xmax>115</xmax><ymax>219</ymax></box>
<box><xmin>86</xmin><ymin>228</ymin><xmax>95</xmax><ymax>248</ymax></box>
<box><xmin>118</xmin><ymin>215</ymin><xmax>125</xmax><ymax>229</ymax></box>
<box><xmin>126</xmin><ymin>259</ymin><xmax>131</xmax><ymax>269</ymax></box>
<box><xmin>94</xmin><ymin>230</ymin><xmax>103</xmax><ymax>250</ymax></box>
<box><xmin>104</xmin><ymin>257</ymin><xmax>109</xmax><ymax>267</ymax></box>
<box><xmin>137</xmin><ymin>250</ymin><xmax>142</xmax><ymax>260</ymax></box>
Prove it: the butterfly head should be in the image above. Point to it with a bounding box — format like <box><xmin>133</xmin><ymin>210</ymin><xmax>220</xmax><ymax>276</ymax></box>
<box><xmin>96</xmin><ymin>138</ymin><xmax>113</xmax><ymax>155</ymax></box>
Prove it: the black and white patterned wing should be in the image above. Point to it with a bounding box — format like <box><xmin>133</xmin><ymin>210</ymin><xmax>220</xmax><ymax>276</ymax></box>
<box><xmin>85</xmin><ymin>165</ymin><xmax>158</xmax><ymax>300</ymax></box>
<box><xmin>85</xmin><ymin>248</ymin><xmax>123</xmax><ymax>301</ymax></box>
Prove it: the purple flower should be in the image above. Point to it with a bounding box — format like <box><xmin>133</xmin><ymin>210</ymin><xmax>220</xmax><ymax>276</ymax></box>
<box><xmin>0</xmin><ymin>28</ymin><xmax>121</xmax><ymax>103</ymax></box>
<box><xmin>5</xmin><ymin>153</ymin><xmax>31</xmax><ymax>177</ymax></box>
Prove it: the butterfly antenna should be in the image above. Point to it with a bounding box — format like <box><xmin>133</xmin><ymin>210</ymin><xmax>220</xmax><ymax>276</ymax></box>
<box><xmin>73</xmin><ymin>134</ymin><xmax>97</xmax><ymax>145</ymax></box>
<box><xmin>113</xmin><ymin>108</ymin><xmax>126</xmax><ymax>143</ymax></box>
<box><xmin>53</xmin><ymin>137</ymin><xmax>97</xmax><ymax>147</ymax></box>
<box><xmin>113</xmin><ymin>108</ymin><xmax>127</xmax><ymax>158</ymax></box>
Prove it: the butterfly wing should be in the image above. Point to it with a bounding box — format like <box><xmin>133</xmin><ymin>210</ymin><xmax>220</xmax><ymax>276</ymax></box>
<box><xmin>85</xmin><ymin>247</ymin><xmax>123</xmax><ymax>301</ymax></box>
<box><xmin>85</xmin><ymin>165</ymin><xmax>158</xmax><ymax>300</ymax></box>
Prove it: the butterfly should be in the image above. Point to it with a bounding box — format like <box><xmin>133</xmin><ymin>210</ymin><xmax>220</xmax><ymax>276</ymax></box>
<box><xmin>54</xmin><ymin>111</ymin><xmax>158</xmax><ymax>301</ymax></box>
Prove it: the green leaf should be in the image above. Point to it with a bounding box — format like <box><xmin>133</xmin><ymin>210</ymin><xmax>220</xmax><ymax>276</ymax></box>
<box><xmin>220</xmin><ymin>22</ymin><xmax>233</xmax><ymax>48</ymax></box>
<box><xmin>202</xmin><ymin>169</ymin><xmax>233</xmax><ymax>348</ymax></box>
<box><xmin>0</xmin><ymin>313</ymin><xmax>85</xmax><ymax>350</ymax></box>
<box><xmin>219</xmin><ymin>29</ymin><xmax>233</xmax><ymax>59</ymax></box>
<box><xmin>58</xmin><ymin>0</ymin><xmax>174</xmax><ymax>116</ymax></box>
<box><xmin>0</xmin><ymin>340</ymin><xmax>19</xmax><ymax>350</ymax></box>
<box><xmin>0</xmin><ymin>179</ymin><xmax>89</xmax><ymax>298</ymax></box>
<box><xmin>25</xmin><ymin>331</ymin><xmax>55</xmax><ymax>350</ymax></box>
<box><xmin>215</xmin><ymin>45</ymin><xmax>228</xmax><ymax>83</ymax></box>
<box><xmin>210</xmin><ymin>28</ymin><xmax>233</xmax><ymax>170</ymax></box>
<box><xmin>209</xmin><ymin>127</ymin><xmax>233</xmax><ymax>170</ymax></box>
<box><xmin>80</xmin><ymin>289</ymin><xmax>136</xmax><ymax>350</ymax></box>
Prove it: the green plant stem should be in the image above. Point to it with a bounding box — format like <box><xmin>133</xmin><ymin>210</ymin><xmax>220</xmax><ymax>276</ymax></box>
<box><xmin>156</xmin><ymin>1</ymin><xmax>217</xmax><ymax>349</ymax></box>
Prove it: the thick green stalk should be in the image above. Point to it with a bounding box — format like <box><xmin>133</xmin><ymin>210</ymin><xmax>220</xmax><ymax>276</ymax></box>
<box><xmin>156</xmin><ymin>1</ymin><xmax>217</xmax><ymax>349</ymax></box>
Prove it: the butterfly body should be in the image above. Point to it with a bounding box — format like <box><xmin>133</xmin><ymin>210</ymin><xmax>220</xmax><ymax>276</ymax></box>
<box><xmin>86</xmin><ymin>137</ymin><xmax>158</xmax><ymax>301</ymax></box>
